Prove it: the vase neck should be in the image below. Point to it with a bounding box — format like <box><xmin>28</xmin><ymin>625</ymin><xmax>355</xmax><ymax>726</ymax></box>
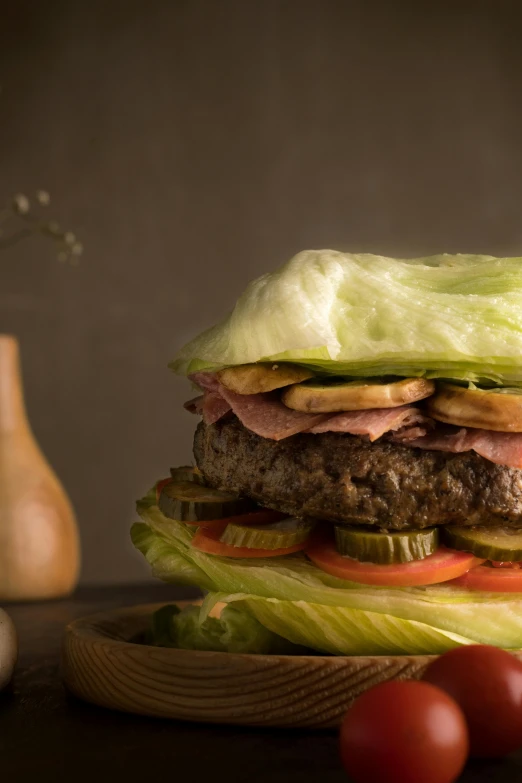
<box><xmin>0</xmin><ymin>336</ymin><xmax>29</xmax><ymax>434</ymax></box>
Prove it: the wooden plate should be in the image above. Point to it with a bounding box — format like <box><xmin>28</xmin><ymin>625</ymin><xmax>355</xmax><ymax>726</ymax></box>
<box><xmin>59</xmin><ymin>600</ymin><xmax>479</xmax><ymax>729</ymax></box>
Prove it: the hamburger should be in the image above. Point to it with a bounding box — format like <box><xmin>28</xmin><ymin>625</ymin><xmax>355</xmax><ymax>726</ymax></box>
<box><xmin>132</xmin><ymin>250</ymin><xmax>522</xmax><ymax>655</ymax></box>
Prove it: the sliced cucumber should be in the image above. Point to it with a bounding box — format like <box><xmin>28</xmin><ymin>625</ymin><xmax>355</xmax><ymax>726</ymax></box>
<box><xmin>170</xmin><ymin>465</ymin><xmax>206</xmax><ymax>485</ymax></box>
<box><xmin>441</xmin><ymin>526</ymin><xmax>522</xmax><ymax>561</ymax></box>
<box><xmin>335</xmin><ymin>525</ymin><xmax>439</xmax><ymax>564</ymax></box>
<box><xmin>159</xmin><ymin>481</ymin><xmax>255</xmax><ymax>522</ymax></box>
<box><xmin>220</xmin><ymin>517</ymin><xmax>314</xmax><ymax>550</ymax></box>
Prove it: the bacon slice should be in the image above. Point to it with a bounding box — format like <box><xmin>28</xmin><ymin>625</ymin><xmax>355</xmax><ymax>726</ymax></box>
<box><xmin>186</xmin><ymin>373</ymin><xmax>233</xmax><ymax>424</ymax></box>
<box><xmin>471</xmin><ymin>431</ymin><xmax>522</xmax><ymax>469</ymax></box>
<box><xmin>218</xmin><ymin>387</ymin><xmax>329</xmax><ymax>440</ymax></box>
<box><xmin>307</xmin><ymin>406</ymin><xmax>433</xmax><ymax>442</ymax></box>
<box><xmin>202</xmin><ymin>392</ymin><xmax>232</xmax><ymax>425</ymax></box>
<box><xmin>183</xmin><ymin>395</ymin><xmax>204</xmax><ymax>415</ymax></box>
<box><xmin>408</xmin><ymin>427</ymin><xmax>522</xmax><ymax>470</ymax></box>
<box><xmin>183</xmin><ymin>392</ymin><xmax>232</xmax><ymax>424</ymax></box>
<box><xmin>188</xmin><ymin>373</ymin><xmax>329</xmax><ymax>438</ymax></box>
<box><xmin>185</xmin><ymin>379</ymin><xmax>434</xmax><ymax>442</ymax></box>
<box><xmin>406</xmin><ymin>426</ymin><xmax>470</xmax><ymax>452</ymax></box>
<box><xmin>189</xmin><ymin>372</ymin><xmax>221</xmax><ymax>392</ymax></box>
<box><xmin>392</xmin><ymin>425</ymin><xmax>432</xmax><ymax>442</ymax></box>
<box><xmin>185</xmin><ymin>373</ymin><xmax>522</xmax><ymax>468</ymax></box>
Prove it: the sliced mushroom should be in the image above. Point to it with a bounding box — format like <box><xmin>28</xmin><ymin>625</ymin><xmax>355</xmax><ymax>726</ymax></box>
<box><xmin>426</xmin><ymin>383</ymin><xmax>522</xmax><ymax>432</ymax></box>
<box><xmin>217</xmin><ymin>363</ymin><xmax>314</xmax><ymax>395</ymax></box>
<box><xmin>282</xmin><ymin>378</ymin><xmax>435</xmax><ymax>413</ymax></box>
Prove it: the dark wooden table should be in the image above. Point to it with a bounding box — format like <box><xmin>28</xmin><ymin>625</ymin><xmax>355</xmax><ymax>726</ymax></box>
<box><xmin>0</xmin><ymin>584</ymin><xmax>520</xmax><ymax>783</ymax></box>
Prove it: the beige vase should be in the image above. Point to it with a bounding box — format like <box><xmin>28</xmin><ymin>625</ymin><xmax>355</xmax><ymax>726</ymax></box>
<box><xmin>0</xmin><ymin>335</ymin><xmax>80</xmax><ymax>600</ymax></box>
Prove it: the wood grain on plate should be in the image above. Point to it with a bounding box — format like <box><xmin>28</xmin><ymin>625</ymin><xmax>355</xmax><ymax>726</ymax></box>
<box><xmin>63</xmin><ymin>600</ymin><xmax>453</xmax><ymax>728</ymax></box>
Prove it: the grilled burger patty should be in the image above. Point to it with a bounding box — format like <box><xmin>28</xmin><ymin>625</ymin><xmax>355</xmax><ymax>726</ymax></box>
<box><xmin>194</xmin><ymin>417</ymin><xmax>522</xmax><ymax>530</ymax></box>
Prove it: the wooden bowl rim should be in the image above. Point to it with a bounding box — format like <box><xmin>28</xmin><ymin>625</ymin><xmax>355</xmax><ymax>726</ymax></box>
<box><xmin>62</xmin><ymin>601</ymin><xmax>522</xmax><ymax>727</ymax></box>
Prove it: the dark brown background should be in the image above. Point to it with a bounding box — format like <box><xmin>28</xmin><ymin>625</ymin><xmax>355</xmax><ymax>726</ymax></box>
<box><xmin>1</xmin><ymin>0</ymin><xmax>521</xmax><ymax>584</ymax></box>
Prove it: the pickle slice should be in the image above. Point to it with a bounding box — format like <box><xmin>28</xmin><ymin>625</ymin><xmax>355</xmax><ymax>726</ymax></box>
<box><xmin>220</xmin><ymin>516</ymin><xmax>314</xmax><ymax>550</ymax></box>
<box><xmin>282</xmin><ymin>378</ymin><xmax>435</xmax><ymax>413</ymax></box>
<box><xmin>170</xmin><ymin>465</ymin><xmax>206</xmax><ymax>485</ymax></box>
<box><xmin>334</xmin><ymin>525</ymin><xmax>439</xmax><ymax>564</ymax></box>
<box><xmin>217</xmin><ymin>363</ymin><xmax>314</xmax><ymax>395</ymax></box>
<box><xmin>441</xmin><ymin>526</ymin><xmax>522</xmax><ymax>561</ymax></box>
<box><xmin>159</xmin><ymin>481</ymin><xmax>255</xmax><ymax>522</ymax></box>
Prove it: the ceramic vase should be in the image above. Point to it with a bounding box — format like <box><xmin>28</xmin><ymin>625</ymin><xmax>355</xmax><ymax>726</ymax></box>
<box><xmin>0</xmin><ymin>335</ymin><xmax>80</xmax><ymax>600</ymax></box>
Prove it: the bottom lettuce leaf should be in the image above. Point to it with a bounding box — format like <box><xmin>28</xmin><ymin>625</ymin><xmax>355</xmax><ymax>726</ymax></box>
<box><xmin>132</xmin><ymin>505</ymin><xmax>522</xmax><ymax>655</ymax></box>
<box><xmin>205</xmin><ymin>594</ymin><xmax>474</xmax><ymax>655</ymax></box>
<box><xmin>148</xmin><ymin>602</ymin><xmax>306</xmax><ymax>654</ymax></box>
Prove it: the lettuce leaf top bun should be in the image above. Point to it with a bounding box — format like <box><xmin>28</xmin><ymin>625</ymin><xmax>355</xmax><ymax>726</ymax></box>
<box><xmin>171</xmin><ymin>250</ymin><xmax>522</xmax><ymax>385</ymax></box>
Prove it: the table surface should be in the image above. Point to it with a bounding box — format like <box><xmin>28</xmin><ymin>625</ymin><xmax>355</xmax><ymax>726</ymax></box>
<box><xmin>1</xmin><ymin>584</ymin><xmax>521</xmax><ymax>783</ymax></box>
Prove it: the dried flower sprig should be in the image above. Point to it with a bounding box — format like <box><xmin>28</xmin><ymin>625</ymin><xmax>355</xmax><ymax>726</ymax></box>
<box><xmin>0</xmin><ymin>191</ymin><xmax>83</xmax><ymax>263</ymax></box>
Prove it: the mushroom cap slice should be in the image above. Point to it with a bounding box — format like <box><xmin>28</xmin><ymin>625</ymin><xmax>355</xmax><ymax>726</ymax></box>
<box><xmin>282</xmin><ymin>378</ymin><xmax>435</xmax><ymax>413</ymax></box>
<box><xmin>217</xmin><ymin>363</ymin><xmax>314</xmax><ymax>395</ymax></box>
<box><xmin>427</xmin><ymin>383</ymin><xmax>522</xmax><ymax>432</ymax></box>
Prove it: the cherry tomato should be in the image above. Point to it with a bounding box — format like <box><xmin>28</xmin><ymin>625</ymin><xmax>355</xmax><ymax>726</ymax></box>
<box><xmin>340</xmin><ymin>680</ymin><xmax>468</xmax><ymax>783</ymax></box>
<box><xmin>423</xmin><ymin>645</ymin><xmax>522</xmax><ymax>757</ymax></box>
<box><xmin>191</xmin><ymin>520</ymin><xmax>306</xmax><ymax>558</ymax></box>
<box><xmin>306</xmin><ymin>528</ymin><xmax>483</xmax><ymax>587</ymax></box>
<box><xmin>449</xmin><ymin>564</ymin><xmax>522</xmax><ymax>592</ymax></box>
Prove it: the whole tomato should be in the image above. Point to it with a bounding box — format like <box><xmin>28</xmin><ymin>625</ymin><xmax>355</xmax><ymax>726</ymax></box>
<box><xmin>423</xmin><ymin>645</ymin><xmax>522</xmax><ymax>758</ymax></box>
<box><xmin>340</xmin><ymin>680</ymin><xmax>468</xmax><ymax>783</ymax></box>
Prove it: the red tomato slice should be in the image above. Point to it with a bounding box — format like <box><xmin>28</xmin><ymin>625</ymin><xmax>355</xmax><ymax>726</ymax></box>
<box><xmin>449</xmin><ymin>564</ymin><xmax>522</xmax><ymax>592</ymax></box>
<box><xmin>305</xmin><ymin>528</ymin><xmax>484</xmax><ymax>587</ymax></box>
<box><xmin>191</xmin><ymin>518</ymin><xmax>306</xmax><ymax>558</ymax></box>
<box><xmin>155</xmin><ymin>477</ymin><xmax>172</xmax><ymax>502</ymax></box>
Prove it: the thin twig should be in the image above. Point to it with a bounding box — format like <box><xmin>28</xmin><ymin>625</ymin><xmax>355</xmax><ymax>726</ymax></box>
<box><xmin>0</xmin><ymin>191</ymin><xmax>82</xmax><ymax>262</ymax></box>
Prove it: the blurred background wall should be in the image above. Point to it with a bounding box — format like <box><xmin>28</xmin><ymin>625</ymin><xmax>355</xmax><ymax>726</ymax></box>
<box><xmin>0</xmin><ymin>0</ymin><xmax>521</xmax><ymax>583</ymax></box>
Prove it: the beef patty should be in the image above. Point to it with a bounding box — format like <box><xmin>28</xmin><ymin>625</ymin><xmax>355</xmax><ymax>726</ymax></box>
<box><xmin>193</xmin><ymin>416</ymin><xmax>522</xmax><ymax>529</ymax></box>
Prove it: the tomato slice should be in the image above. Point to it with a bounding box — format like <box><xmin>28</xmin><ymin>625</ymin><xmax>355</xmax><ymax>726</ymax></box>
<box><xmin>305</xmin><ymin>528</ymin><xmax>484</xmax><ymax>587</ymax></box>
<box><xmin>191</xmin><ymin>517</ymin><xmax>306</xmax><ymax>558</ymax></box>
<box><xmin>449</xmin><ymin>564</ymin><xmax>522</xmax><ymax>592</ymax></box>
<box><xmin>155</xmin><ymin>477</ymin><xmax>172</xmax><ymax>502</ymax></box>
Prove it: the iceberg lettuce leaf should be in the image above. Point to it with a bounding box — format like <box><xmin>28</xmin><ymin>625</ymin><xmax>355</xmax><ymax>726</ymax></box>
<box><xmin>170</xmin><ymin>250</ymin><xmax>522</xmax><ymax>384</ymax></box>
<box><xmin>222</xmin><ymin>595</ymin><xmax>474</xmax><ymax>655</ymax></box>
<box><xmin>147</xmin><ymin>602</ymin><xmax>302</xmax><ymax>654</ymax></box>
<box><xmin>132</xmin><ymin>506</ymin><xmax>522</xmax><ymax>652</ymax></box>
